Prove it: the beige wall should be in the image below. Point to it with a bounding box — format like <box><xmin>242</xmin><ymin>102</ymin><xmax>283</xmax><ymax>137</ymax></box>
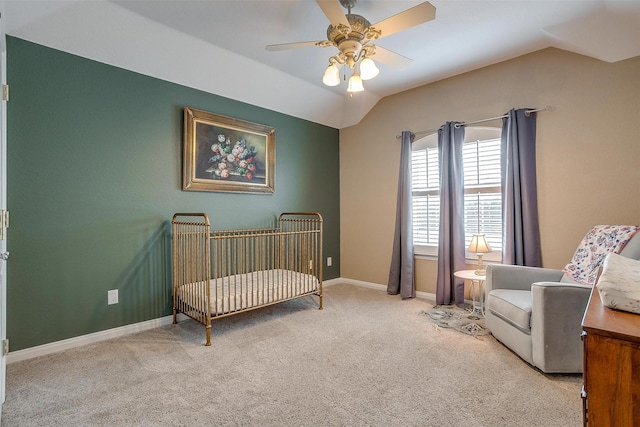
<box><xmin>340</xmin><ymin>48</ymin><xmax>640</xmax><ymax>294</ymax></box>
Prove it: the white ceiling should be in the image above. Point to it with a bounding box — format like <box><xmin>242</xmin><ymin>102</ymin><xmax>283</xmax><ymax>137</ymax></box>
<box><xmin>3</xmin><ymin>0</ymin><xmax>640</xmax><ymax>128</ymax></box>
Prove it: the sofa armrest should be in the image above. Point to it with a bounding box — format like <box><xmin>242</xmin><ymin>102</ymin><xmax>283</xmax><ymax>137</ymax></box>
<box><xmin>530</xmin><ymin>282</ymin><xmax>592</xmax><ymax>373</ymax></box>
<box><xmin>485</xmin><ymin>264</ymin><xmax>564</xmax><ymax>293</ymax></box>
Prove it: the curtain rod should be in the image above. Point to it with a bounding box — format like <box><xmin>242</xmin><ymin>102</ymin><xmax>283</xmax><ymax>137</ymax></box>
<box><xmin>395</xmin><ymin>105</ymin><xmax>553</xmax><ymax>139</ymax></box>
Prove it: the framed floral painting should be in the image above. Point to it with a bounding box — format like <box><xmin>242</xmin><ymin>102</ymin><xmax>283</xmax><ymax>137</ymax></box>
<box><xmin>182</xmin><ymin>107</ymin><xmax>275</xmax><ymax>194</ymax></box>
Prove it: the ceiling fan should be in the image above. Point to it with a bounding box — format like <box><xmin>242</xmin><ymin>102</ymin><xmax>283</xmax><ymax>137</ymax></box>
<box><xmin>265</xmin><ymin>0</ymin><xmax>436</xmax><ymax>92</ymax></box>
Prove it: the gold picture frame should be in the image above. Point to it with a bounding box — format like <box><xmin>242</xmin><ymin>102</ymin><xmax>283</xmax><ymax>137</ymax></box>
<box><xmin>183</xmin><ymin>107</ymin><xmax>275</xmax><ymax>194</ymax></box>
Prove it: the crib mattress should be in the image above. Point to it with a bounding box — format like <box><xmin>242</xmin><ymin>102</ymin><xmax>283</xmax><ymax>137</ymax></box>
<box><xmin>176</xmin><ymin>269</ymin><xmax>320</xmax><ymax>316</ymax></box>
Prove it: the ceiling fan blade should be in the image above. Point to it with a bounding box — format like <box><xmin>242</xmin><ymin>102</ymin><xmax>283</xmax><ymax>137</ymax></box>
<box><xmin>316</xmin><ymin>0</ymin><xmax>350</xmax><ymax>28</ymax></box>
<box><xmin>372</xmin><ymin>1</ymin><xmax>436</xmax><ymax>39</ymax></box>
<box><xmin>371</xmin><ymin>45</ymin><xmax>412</xmax><ymax>69</ymax></box>
<box><xmin>265</xmin><ymin>41</ymin><xmax>324</xmax><ymax>52</ymax></box>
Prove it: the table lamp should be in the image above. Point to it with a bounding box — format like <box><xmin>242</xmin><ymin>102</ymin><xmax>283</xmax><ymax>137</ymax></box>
<box><xmin>468</xmin><ymin>233</ymin><xmax>492</xmax><ymax>276</ymax></box>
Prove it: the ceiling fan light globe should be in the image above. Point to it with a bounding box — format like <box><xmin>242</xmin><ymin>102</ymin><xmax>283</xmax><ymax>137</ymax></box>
<box><xmin>347</xmin><ymin>74</ymin><xmax>364</xmax><ymax>92</ymax></box>
<box><xmin>360</xmin><ymin>58</ymin><xmax>379</xmax><ymax>80</ymax></box>
<box><xmin>322</xmin><ymin>64</ymin><xmax>341</xmax><ymax>86</ymax></box>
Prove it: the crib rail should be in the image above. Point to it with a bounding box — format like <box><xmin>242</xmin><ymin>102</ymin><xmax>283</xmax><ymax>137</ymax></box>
<box><xmin>279</xmin><ymin>212</ymin><xmax>323</xmax><ymax>294</ymax></box>
<box><xmin>171</xmin><ymin>212</ymin><xmax>323</xmax><ymax>346</ymax></box>
<box><xmin>171</xmin><ymin>213</ymin><xmax>211</xmax><ymax>331</ymax></box>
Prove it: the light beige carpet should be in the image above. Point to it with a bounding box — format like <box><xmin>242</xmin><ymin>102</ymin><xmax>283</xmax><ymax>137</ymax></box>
<box><xmin>2</xmin><ymin>283</ymin><xmax>582</xmax><ymax>426</ymax></box>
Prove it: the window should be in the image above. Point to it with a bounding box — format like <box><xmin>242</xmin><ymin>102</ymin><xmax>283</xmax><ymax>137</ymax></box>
<box><xmin>412</xmin><ymin>127</ymin><xmax>502</xmax><ymax>259</ymax></box>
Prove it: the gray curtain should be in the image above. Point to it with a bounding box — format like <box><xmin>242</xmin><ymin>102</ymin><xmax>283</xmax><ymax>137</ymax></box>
<box><xmin>436</xmin><ymin>122</ymin><xmax>466</xmax><ymax>305</ymax></box>
<box><xmin>388</xmin><ymin>131</ymin><xmax>415</xmax><ymax>298</ymax></box>
<box><xmin>501</xmin><ymin>108</ymin><xmax>542</xmax><ymax>266</ymax></box>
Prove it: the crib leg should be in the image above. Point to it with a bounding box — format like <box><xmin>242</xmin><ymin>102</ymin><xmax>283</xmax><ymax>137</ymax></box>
<box><xmin>172</xmin><ymin>309</ymin><xmax>177</xmax><ymax>324</ymax></box>
<box><xmin>205</xmin><ymin>325</ymin><xmax>212</xmax><ymax>346</ymax></box>
<box><xmin>318</xmin><ymin>293</ymin><xmax>323</xmax><ymax>310</ymax></box>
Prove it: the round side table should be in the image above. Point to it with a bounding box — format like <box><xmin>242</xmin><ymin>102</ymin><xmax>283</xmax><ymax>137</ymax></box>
<box><xmin>454</xmin><ymin>270</ymin><xmax>486</xmax><ymax>316</ymax></box>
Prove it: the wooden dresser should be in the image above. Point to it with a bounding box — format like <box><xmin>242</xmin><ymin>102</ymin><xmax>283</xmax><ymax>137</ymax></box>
<box><xmin>581</xmin><ymin>288</ymin><xmax>640</xmax><ymax>426</ymax></box>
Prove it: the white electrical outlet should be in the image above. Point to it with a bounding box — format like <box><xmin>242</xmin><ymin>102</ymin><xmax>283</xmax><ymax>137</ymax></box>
<box><xmin>108</xmin><ymin>289</ymin><xmax>119</xmax><ymax>305</ymax></box>
<box><xmin>327</xmin><ymin>257</ymin><xmax>332</xmax><ymax>267</ymax></box>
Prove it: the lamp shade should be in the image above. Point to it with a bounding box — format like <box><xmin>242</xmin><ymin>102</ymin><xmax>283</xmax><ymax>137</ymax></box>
<box><xmin>359</xmin><ymin>57</ymin><xmax>379</xmax><ymax>80</ymax></box>
<box><xmin>347</xmin><ymin>73</ymin><xmax>364</xmax><ymax>92</ymax></box>
<box><xmin>468</xmin><ymin>234</ymin><xmax>492</xmax><ymax>254</ymax></box>
<box><xmin>322</xmin><ymin>64</ymin><xmax>340</xmax><ymax>87</ymax></box>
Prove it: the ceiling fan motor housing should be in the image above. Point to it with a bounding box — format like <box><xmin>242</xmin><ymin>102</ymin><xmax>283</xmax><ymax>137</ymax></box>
<box><xmin>327</xmin><ymin>13</ymin><xmax>371</xmax><ymax>44</ymax></box>
<box><xmin>327</xmin><ymin>14</ymin><xmax>375</xmax><ymax>67</ymax></box>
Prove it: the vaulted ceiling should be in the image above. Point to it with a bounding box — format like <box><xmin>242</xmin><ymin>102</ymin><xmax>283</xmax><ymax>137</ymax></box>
<box><xmin>4</xmin><ymin>0</ymin><xmax>640</xmax><ymax>128</ymax></box>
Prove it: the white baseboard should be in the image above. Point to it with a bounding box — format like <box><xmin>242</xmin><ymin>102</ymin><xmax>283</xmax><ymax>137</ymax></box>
<box><xmin>7</xmin><ymin>313</ymin><xmax>188</xmax><ymax>364</ymax></box>
<box><xmin>336</xmin><ymin>278</ymin><xmax>477</xmax><ymax>306</ymax></box>
<box><xmin>7</xmin><ymin>277</ymin><xmax>436</xmax><ymax>364</ymax></box>
<box><xmin>336</xmin><ymin>278</ymin><xmax>437</xmax><ymax>303</ymax></box>
<box><xmin>321</xmin><ymin>278</ymin><xmax>343</xmax><ymax>287</ymax></box>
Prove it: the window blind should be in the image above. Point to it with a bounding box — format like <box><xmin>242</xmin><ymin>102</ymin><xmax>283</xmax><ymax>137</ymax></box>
<box><xmin>412</xmin><ymin>137</ymin><xmax>502</xmax><ymax>251</ymax></box>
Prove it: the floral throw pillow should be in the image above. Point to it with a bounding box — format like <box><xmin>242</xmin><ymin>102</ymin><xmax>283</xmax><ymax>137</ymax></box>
<box><xmin>562</xmin><ymin>225</ymin><xmax>640</xmax><ymax>285</ymax></box>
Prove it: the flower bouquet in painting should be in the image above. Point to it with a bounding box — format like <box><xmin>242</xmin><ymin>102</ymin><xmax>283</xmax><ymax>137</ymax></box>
<box><xmin>206</xmin><ymin>134</ymin><xmax>260</xmax><ymax>181</ymax></box>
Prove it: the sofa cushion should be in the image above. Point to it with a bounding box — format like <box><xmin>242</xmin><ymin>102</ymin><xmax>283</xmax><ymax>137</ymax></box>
<box><xmin>487</xmin><ymin>289</ymin><xmax>532</xmax><ymax>333</ymax></box>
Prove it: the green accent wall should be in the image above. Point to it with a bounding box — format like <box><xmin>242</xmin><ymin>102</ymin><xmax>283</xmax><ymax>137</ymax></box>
<box><xmin>6</xmin><ymin>37</ymin><xmax>340</xmax><ymax>351</ymax></box>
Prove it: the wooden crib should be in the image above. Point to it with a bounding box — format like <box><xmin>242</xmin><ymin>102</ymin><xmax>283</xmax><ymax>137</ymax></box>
<box><xmin>171</xmin><ymin>212</ymin><xmax>323</xmax><ymax>345</ymax></box>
